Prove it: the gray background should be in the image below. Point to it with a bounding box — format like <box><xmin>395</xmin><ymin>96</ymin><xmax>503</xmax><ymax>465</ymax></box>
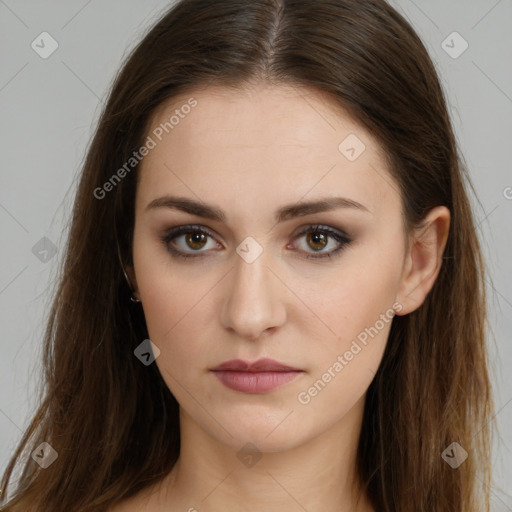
<box><xmin>0</xmin><ymin>0</ymin><xmax>511</xmax><ymax>508</ymax></box>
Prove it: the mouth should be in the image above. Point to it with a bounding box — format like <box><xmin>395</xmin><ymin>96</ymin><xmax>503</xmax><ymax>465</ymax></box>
<box><xmin>209</xmin><ymin>358</ymin><xmax>304</xmax><ymax>394</ymax></box>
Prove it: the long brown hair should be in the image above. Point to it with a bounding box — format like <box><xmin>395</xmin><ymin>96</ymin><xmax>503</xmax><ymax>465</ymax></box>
<box><xmin>1</xmin><ymin>0</ymin><xmax>495</xmax><ymax>510</ymax></box>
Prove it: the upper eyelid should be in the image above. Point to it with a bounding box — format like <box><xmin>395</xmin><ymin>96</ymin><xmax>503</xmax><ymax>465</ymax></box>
<box><xmin>164</xmin><ymin>224</ymin><xmax>351</xmax><ymax>248</ymax></box>
<box><xmin>164</xmin><ymin>222</ymin><xmax>349</xmax><ymax>236</ymax></box>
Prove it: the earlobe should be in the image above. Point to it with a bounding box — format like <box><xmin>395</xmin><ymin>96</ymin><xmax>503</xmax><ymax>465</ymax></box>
<box><xmin>395</xmin><ymin>206</ymin><xmax>450</xmax><ymax>316</ymax></box>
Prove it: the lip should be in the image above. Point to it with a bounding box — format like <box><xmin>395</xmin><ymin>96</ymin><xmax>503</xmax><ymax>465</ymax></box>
<box><xmin>210</xmin><ymin>358</ymin><xmax>301</xmax><ymax>372</ymax></box>
<box><xmin>210</xmin><ymin>358</ymin><xmax>304</xmax><ymax>393</ymax></box>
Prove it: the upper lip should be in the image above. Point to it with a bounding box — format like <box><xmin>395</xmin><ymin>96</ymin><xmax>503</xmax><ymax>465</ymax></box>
<box><xmin>210</xmin><ymin>358</ymin><xmax>302</xmax><ymax>372</ymax></box>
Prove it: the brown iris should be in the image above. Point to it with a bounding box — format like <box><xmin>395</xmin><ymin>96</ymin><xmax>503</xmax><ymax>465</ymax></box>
<box><xmin>186</xmin><ymin>232</ymin><xmax>208</xmax><ymax>250</ymax></box>
<box><xmin>307</xmin><ymin>232</ymin><xmax>328</xmax><ymax>251</ymax></box>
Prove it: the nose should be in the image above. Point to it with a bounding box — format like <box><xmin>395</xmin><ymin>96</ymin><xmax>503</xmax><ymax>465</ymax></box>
<box><xmin>220</xmin><ymin>247</ymin><xmax>287</xmax><ymax>341</ymax></box>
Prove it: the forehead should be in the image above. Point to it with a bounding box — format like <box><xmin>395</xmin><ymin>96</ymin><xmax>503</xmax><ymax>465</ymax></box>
<box><xmin>137</xmin><ymin>83</ymin><xmax>397</xmax><ymax>217</ymax></box>
<box><xmin>146</xmin><ymin>82</ymin><xmax>379</xmax><ymax>149</ymax></box>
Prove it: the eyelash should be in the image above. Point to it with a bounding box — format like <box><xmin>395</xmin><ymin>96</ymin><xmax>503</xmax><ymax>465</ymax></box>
<box><xmin>160</xmin><ymin>224</ymin><xmax>352</xmax><ymax>260</ymax></box>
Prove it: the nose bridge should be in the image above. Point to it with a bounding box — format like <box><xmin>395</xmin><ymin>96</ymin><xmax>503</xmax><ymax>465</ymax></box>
<box><xmin>220</xmin><ymin>242</ymin><xmax>286</xmax><ymax>340</ymax></box>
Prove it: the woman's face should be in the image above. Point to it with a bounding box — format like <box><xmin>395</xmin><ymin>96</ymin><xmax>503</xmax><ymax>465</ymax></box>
<box><xmin>130</xmin><ymin>83</ymin><xmax>409</xmax><ymax>452</ymax></box>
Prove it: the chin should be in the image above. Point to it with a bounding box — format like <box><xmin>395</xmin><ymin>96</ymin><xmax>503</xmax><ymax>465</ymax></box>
<box><xmin>209</xmin><ymin>410</ymin><xmax>311</xmax><ymax>454</ymax></box>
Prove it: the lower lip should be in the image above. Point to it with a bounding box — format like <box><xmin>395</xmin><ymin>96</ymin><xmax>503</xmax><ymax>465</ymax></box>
<box><xmin>211</xmin><ymin>370</ymin><xmax>303</xmax><ymax>393</ymax></box>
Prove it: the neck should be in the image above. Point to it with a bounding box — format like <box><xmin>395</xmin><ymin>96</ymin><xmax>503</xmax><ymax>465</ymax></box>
<box><xmin>155</xmin><ymin>394</ymin><xmax>374</xmax><ymax>512</ymax></box>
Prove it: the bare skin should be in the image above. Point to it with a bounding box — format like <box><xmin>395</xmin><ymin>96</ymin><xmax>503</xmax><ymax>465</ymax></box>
<box><xmin>112</xmin><ymin>82</ymin><xmax>450</xmax><ymax>511</ymax></box>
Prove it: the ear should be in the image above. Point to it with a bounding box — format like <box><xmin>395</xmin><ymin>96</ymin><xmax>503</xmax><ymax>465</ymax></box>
<box><xmin>395</xmin><ymin>206</ymin><xmax>450</xmax><ymax>316</ymax></box>
<box><xmin>125</xmin><ymin>264</ymin><xmax>140</xmax><ymax>299</ymax></box>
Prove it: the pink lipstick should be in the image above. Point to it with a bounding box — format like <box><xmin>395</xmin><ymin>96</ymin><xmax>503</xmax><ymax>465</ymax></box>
<box><xmin>210</xmin><ymin>358</ymin><xmax>304</xmax><ymax>393</ymax></box>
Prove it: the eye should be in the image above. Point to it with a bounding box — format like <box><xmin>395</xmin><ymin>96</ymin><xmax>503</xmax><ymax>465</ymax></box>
<box><xmin>161</xmin><ymin>225</ymin><xmax>221</xmax><ymax>259</ymax></box>
<box><xmin>290</xmin><ymin>224</ymin><xmax>352</xmax><ymax>259</ymax></box>
<box><xmin>161</xmin><ymin>224</ymin><xmax>352</xmax><ymax>260</ymax></box>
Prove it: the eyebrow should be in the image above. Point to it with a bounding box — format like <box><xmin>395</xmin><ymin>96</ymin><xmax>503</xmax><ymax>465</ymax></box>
<box><xmin>145</xmin><ymin>195</ymin><xmax>371</xmax><ymax>223</ymax></box>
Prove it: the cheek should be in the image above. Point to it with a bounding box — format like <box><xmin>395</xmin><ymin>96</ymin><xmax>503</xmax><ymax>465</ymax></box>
<box><xmin>294</xmin><ymin>321</ymin><xmax>391</xmax><ymax>435</ymax></box>
<box><xmin>133</xmin><ymin>242</ymin><xmax>231</xmax><ymax>396</ymax></box>
<box><xmin>137</xmin><ymin>265</ymin><xmax>219</xmax><ymax>401</ymax></box>
<box><xmin>314</xmin><ymin>249</ymin><xmax>401</xmax><ymax>348</ymax></box>
<box><xmin>294</xmin><ymin>271</ymin><xmax>398</xmax><ymax>427</ymax></box>
<box><xmin>133</xmin><ymin>229</ymin><xmax>215</xmax><ymax>339</ymax></box>
<box><xmin>298</xmin><ymin>246</ymin><xmax>401</xmax><ymax>399</ymax></box>
<box><xmin>138</xmin><ymin>273</ymin><xmax>221</xmax><ymax>375</ymax></box>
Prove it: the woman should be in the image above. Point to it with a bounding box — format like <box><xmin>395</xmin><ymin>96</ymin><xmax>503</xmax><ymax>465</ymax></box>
<box><xmin>0</xmin><ymin>0</ymin><xmax>495</xmax><ymax>510</ymax></box>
